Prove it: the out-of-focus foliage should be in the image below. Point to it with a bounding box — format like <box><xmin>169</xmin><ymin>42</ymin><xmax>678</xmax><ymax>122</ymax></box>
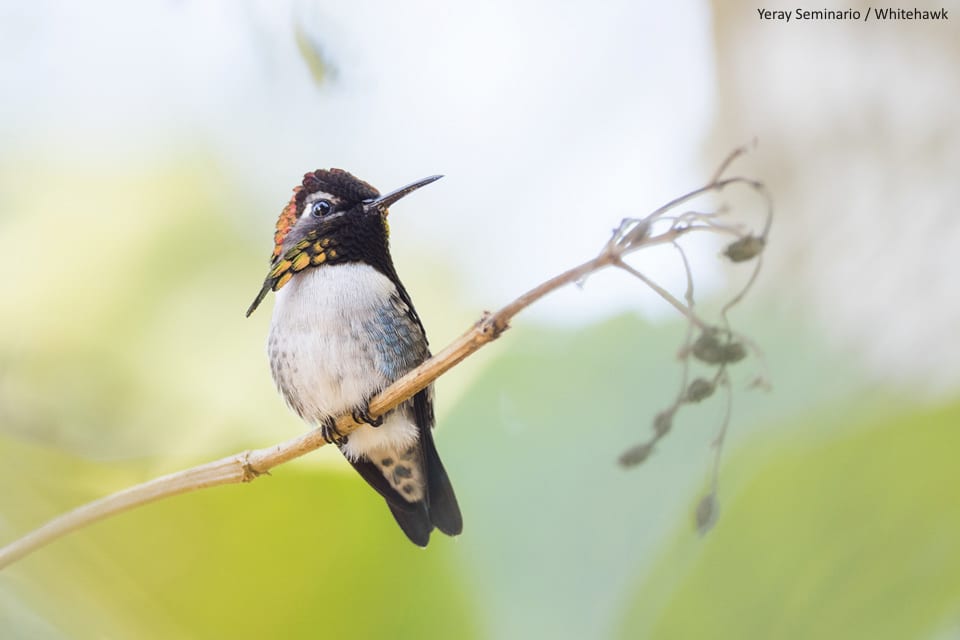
<box><xmin>0</xmin><ymin>434</ymin><xmax>477</xmax><ymax>638</ymax></box>
<box><xmin>0</xmin><ymin>156</ymin><xmax>277</xmax><ymax>458</ymax></box>
<box><xmin>294</xmin><ymin>20</ymin><xmax>335</xmax><ymax>87</ymax></box>
<box><xmin>620</xmin><ymin>401</ymin><xmax>960</xmax><ymax>639</ymax></box>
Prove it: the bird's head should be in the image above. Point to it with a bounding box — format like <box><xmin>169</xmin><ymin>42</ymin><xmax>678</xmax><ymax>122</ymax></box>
<box><xmin>246</xmin><ymin>169</ymin><xmax>441</xmax><ymax>316</ymax></box>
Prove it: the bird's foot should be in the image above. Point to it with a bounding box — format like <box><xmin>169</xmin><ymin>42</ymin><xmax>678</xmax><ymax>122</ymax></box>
<box><xmin>321</xmin><ymin>417</ymin><xmax>348</xmax><ymax>445</ymax></box>
<box><xmin>352</xmin><ymin>399</ymin><xmax>384</xmax><ymax>428</ymax></box>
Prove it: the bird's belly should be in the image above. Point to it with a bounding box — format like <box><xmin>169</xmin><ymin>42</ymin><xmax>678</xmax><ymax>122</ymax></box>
<box><xmin>269</xmin><ymin>322</ymin><xmax>386</xmax><ymax>421</ymax></box>
<box><xmin>265</xmin><ymin>264</ymin><xmax>425</xmax><ymax>459</ymax></box>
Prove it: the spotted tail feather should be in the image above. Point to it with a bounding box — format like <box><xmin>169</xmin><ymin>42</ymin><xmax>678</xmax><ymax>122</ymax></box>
<box><xmin>344</xmin><ymin>395</ymin><xmax>461</xmax><ymax>546</ymax></box>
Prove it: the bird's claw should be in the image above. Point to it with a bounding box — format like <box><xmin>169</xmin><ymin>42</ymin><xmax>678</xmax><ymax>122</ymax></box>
<box><xmin>352</xmin><ymin>400</ymin><xmax>383</xmax><ymax>428</ymax></box>
<box><xmin>321</xmin><ymin>417</ymin><xmax>348</xmax><ymax>445</ymax></box>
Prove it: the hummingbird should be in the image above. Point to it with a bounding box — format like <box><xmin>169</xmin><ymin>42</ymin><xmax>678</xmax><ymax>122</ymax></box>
<box><xmin>246</xmin><ymin>168</ymin><xmax>462</xmax><ymax>547</ymax></box>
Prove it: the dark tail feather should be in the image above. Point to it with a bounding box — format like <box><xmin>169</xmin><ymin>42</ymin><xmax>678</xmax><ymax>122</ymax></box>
<box><xmin>388</xmin><ymin>502</ymin><xmax>432</xmax><ymax>547</ymax></box>
<box><xmin>343</xmin><ymin>389</ymin><xmax>461</xmax><ymax>546</ymax></box>
<box><xmin>345</xmin><ymin>454</ymin><xmax>431</xmax><ymax>546</ymax></box>
<box><xmin>421</xmin><ymin>425</ymin><xmax>463</xmax><ymax>536</ymax></box>
<box><xmin>348</xmin><ymin>433</ymin><xmax>462</xmax><ymax>546</ymax></box>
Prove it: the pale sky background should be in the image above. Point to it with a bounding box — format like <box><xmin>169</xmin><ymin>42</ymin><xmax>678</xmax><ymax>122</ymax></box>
<box><xmin>1</xmin><ymin>0</ymin><xmax>724</xmax><ymax>326</ymax></box>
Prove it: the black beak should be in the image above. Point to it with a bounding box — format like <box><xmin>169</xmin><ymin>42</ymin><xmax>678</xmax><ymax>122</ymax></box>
<box><xmin>365</xmin><ymin>175</ymin><xmax>442</xmax><ymax>214</ymax></box>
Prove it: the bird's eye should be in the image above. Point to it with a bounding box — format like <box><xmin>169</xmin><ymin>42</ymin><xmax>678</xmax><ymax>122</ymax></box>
<box><xmin>310</xmin><ymin>200</ymin><xmax>332</xmax><ymax>217</ymax></box>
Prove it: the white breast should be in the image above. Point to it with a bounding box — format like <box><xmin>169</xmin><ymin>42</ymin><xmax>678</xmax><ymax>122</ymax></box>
<box><xmin>267</xmin><ymin>263</ymin><xmax>419</xmax><ymax>459</ymax></box>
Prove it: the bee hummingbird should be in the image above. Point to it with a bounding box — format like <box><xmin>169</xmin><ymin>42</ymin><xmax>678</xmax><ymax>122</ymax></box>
<box><xmin>246</xmin><ymin>168</ymin><xmax>462</xmax><ymax>547</ymax></box>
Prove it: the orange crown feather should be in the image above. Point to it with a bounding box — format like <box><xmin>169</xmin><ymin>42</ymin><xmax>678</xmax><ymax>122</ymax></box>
<box><xmin>272</xmin><ymin>186</ymin><xmax>303</xmax><ymax>263</ymax></box>
<box><xmin>270</xmin><ymin>169</ymin><xmax>379</xmax><ymax>264</ymax></box>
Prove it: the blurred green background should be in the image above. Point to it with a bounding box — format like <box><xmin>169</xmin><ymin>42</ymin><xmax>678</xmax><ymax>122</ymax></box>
<box><xmin>2</xmin><ymin>1</ymin><xmax>958</xmax><ymax>639</ymax></box>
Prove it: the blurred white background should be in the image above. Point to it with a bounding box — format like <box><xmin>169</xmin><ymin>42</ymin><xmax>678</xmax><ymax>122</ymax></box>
<box><xmin>1</xmin><ymin>0</ymin><xmax>721</xmax><ymax>326</ymax></box>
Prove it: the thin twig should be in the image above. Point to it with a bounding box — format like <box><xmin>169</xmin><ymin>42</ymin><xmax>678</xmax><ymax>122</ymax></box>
<box><xmin>672</xmin><ymin>240</ymin><xmax>697</xmax><ymax>395</ymax></box>
<box><xmin>613</xmin><ymin>259</ymin><xmax>711</xmax><ymax>331</ymax></box>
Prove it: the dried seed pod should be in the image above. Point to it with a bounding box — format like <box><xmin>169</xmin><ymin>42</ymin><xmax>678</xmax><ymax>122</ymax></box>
<box><xmin>722</xmin><ymin>341</ymin><xmax>747</xmax><ymax>364</ymax></box>
<box><xmin>685</xmin><ymin>377</ymin><xmax>715</xmax><ymax>403</ymax></box>
<box><xmin>653</xmin><ymin>410</ymin><xmax>674</xmax><ymax>437</ymax></box>
<box><xmin>692</xmin><ymin>329</ymin><xmax>747</xmax><ymax>365</ymax></box>
<box><xmin>696</xmin><ymin>492</ymin><xmax>718</xmax><ymax>534</ymax></box>
<box><xmin>619</xmin><ymin>443</ymin><xmax>654</xmax><ymax>467</ymax></box>
<box><xmin>692</xmin><ymin>329</ymin><xmax>726</xmax><ymax>364</ymax></box>
<box><xmin>724</xmin><ymin>235</ymin><xmax>765</xmax><ymax>262</ymax></box>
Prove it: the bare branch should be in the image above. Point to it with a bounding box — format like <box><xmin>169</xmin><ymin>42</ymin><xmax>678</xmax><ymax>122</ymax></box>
<box><xmin>0</xmin><ymin>255</ymin><xmax>610</xmax><ymax>570</ymax></box>
<box><xmin>0</xmin><ymin>150</ymin><xmax>769</xmax><ymax>569</ymax></box>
